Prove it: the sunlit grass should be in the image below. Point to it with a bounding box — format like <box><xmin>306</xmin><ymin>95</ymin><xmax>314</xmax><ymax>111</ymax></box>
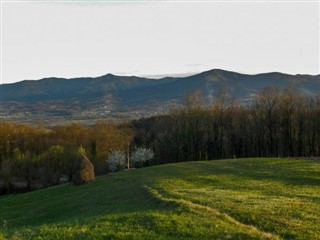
<box><xmin>0</xmin><ymin>158</ymin><xmax>319</xmax><ymax>239</ymax></box>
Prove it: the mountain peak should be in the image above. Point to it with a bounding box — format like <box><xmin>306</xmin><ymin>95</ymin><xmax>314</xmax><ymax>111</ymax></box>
<box><xmin>195</xmin><ymin>69</ymin><xmax>241</xmax><ymax>77</ymax></box>
<box><xmin>99</xmin><ymin>73</ymin><xmax>117</xmax><ymax>78</ymax></box>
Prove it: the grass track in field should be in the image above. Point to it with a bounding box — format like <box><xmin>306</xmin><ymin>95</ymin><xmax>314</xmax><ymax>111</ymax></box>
<box><xmin>0</xmin><ymin>158</ymin><xmax>319</xmax><ymax>239</ymax></box>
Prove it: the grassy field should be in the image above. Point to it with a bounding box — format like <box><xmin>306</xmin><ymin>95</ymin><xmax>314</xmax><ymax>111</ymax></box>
<box><xmin>0</xmin><ymin>158</ymin><xmax>319</xmax><ymax>240</ymax></box>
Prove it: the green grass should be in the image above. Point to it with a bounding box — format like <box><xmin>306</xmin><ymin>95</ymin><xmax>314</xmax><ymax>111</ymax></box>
<box><xmin>0</xmin><ymin>158</ymin><xmax>319</xmax><ymax>239</ymax></box>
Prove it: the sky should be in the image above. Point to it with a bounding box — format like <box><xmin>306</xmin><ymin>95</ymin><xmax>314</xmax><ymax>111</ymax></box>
<box><xmin>1</xmin><ymin>0</ymin><xmax>319</xmax><ymax>84</ymax></box>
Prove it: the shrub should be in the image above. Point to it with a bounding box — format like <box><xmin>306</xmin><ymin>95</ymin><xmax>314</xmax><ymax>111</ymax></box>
<box><xmin>107</xmin><ymin>150</ymin><xmax>126</xmax><ymax>172</ymax></box>
<box><xmin>131</xmin><ymin>148</ymin><xmax>154</xmax><ymax>168</ymax></box>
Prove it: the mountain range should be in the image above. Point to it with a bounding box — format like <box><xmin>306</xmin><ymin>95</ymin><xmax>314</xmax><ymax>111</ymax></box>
<box><xmin>1</xmin><ymin>69</ymin><xmax>320</xmax><ymax>124</ymax></box>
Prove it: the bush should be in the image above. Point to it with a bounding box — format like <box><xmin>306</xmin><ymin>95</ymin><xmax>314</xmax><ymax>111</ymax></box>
<box><xmin>107</xmin><ymin>150</ymin><xmax>126</xmax><ymax>172</ymax></box>
<box><xmin>131</xmin><ymin>148</ymin><xmax>154</xmax><ymax>168</ymax></box>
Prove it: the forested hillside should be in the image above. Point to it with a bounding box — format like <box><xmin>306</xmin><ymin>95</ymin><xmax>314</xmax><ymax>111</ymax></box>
<box><xmin>1</xmin><ymin>69</ymin><xmax>320</xmax><ymax>124</ymax></box>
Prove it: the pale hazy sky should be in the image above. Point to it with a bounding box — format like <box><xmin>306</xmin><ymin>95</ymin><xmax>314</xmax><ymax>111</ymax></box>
<box><xmin>1</xmin><ymin>0</ymin><xmax>319</xmax><ymax>83</ymax></box>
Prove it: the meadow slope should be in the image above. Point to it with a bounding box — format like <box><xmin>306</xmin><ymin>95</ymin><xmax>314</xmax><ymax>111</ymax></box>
<box><xmin>0</xmin><ymin>158</ymin><xmax>319</xmax><ymax>240</ymax></box>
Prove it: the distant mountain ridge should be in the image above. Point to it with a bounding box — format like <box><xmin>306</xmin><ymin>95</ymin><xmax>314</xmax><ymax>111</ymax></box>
<box><xmin>1</xmin><ymin>69</ymin><xmax>320</xmax><ymax>124</ymax></box>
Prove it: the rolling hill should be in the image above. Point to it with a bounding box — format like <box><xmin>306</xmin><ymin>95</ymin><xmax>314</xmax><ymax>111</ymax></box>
<box><xmin>1</xmin><ymin>69</ymin><xmax>320</xmax><ymax>124</ymax></box>
<box><xmin>0</xmin><ymin>158</ymin><xmax>319</xmax><ymax>239</ymax></box>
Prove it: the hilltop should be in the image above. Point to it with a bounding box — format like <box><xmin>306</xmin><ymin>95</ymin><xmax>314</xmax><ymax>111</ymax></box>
<box><xmin>0</xmin><ymin>158</ymin><xmax>319</xmax><ymax>239</ymax></box>
<box><xmin>1</xmin><ymin>69</ymin><xmax>320</xmax><ymax>124</ymax></box>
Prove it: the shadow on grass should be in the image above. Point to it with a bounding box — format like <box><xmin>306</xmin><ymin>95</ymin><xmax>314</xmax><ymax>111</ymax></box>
<box><xmin>181</xmin><ymin>158</ymin><xmax>320</xmax><ymax>188</ymax></box>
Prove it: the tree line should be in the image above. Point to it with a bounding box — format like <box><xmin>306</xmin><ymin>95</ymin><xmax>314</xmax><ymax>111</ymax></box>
<box><xmin>133</xmin><ymin>87</ymin><xmax>320</xmax><ymax>164</ymax></box>
<box><xmin>1</xmin><ymin>86</ymin><xmax>320</xmax><ymax>194</ymax></box>
<box><xmin>0</xmin><ymin>122</ymin><xmax>131</xmax><ymax>193</ymax></box>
